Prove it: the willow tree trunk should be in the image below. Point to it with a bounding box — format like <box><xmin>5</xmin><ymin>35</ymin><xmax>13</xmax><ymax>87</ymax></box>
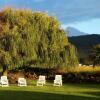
<box><xmin>3</xmin><ymin>65</ymin><xmax>8</xmax><ymax>76</ymax></box>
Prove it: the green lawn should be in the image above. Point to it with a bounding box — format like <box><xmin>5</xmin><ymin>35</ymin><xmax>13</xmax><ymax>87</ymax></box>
<box><xmin>0</xmin><ymin>82</ymin><xmax>100</xmax><ymax>100</ymax></box>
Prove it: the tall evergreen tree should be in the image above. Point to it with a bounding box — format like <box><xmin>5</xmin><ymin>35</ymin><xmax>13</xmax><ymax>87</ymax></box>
<box><xmin>90</xmin><ymin>44</ymin><xmax>100</xmax><ymax>67</ymax></box>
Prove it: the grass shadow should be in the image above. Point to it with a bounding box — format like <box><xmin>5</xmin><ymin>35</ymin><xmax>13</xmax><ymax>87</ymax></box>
<box><xmin>0</xmin><ymin>90</ymin><xmax>100</xmax><ymax>100</ymax></box>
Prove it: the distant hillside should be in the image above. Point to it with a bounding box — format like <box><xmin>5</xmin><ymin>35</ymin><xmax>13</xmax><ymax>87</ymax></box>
<box><xmin>68</xmin><ymin>34</ymin><xmax>100</xmax><ymax>64</ymax></box>
<box><xmin>65</xmin><ymin>27</ymin><xmax>88</xmax><ymax>37</ymax></box>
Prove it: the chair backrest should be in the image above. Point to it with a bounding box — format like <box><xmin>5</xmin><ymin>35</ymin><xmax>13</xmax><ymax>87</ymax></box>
<box><xmin>18</xmin><ymin>78</ymin><xmax>25</xmax><ymax>82</ymax></box>
<box><xmin>1</xmin><ymin>76</ymin><xmax>8</xmax><ymax>81</ymax></box>
<box><xmin>39</xmin><ymin>75</ymin><xmax>45</xmax><ymax>81</ymax></box>
<box><xmin>55</xmin><ymin>75</ymin><xmax>62</xmax><ymax>81</ymax></box>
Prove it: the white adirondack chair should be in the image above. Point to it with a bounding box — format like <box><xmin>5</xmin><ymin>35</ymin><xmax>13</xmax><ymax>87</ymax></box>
<box><xmin>54</xmin><ymin>75</ymin><xmax>62</xmax><ymax>86</ymax></box>
<box><xmin>18</xmin><ymin>78</ymin><xmax>27</xmax><ymax>86</ymax></box>
<box><xmin>0</xmin><ymin>76</ymin><xmax>9</xmax><ymax>87</ymax></box>
<box><xmin>37</xmin><ymin>75</ymin><xmax>46</xmax><ymax>86</ymax></box>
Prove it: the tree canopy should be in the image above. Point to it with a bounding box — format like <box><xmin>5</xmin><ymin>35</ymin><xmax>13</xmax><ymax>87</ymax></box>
<box><xmin>90</xmin><ymin>44</ymin><xmax>100</xmax><ymax>67</ymax></box>
<box><xmin>0</xmin><ymin>8</ymin><xmax>78</xmax><ymax>73</ymax></box>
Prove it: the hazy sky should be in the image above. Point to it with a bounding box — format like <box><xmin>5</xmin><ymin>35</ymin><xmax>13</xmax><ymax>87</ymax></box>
<box><xmin>0</xmin><ymin>0</ymin><xmax>100</xmax><ymax>34</ymax></box>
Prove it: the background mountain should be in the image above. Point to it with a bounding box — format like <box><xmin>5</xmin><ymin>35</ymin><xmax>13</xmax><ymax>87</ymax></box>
<box><xmin>68</xmin><ymin>34</ymin><xmax>100</xmax><ymax>64</ymax></box>
<box><xmin>65</xmin><ymin>27</ymin><xmax>88</xmax><ymax>37</ymax></box>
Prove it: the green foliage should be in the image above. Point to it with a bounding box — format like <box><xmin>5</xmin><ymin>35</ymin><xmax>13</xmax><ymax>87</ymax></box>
<box><xmin>0</xmin><ymin>8</ymin><xmax>78</xmax><ymax>72</ymax></box>
<box><xmin>90</xmin><ymin>44</ymin><xmax>100</xmax><ymax>67</ymax></box>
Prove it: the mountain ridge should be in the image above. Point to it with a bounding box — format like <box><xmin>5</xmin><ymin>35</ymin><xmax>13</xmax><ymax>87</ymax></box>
<box><xmin>65</xmin><ymin>27</ymin><xmax>88</xmax><ymax>37</ymax></box>
<box><xmin>68</xmin><ymin>34</ymin><xmax>100</xmax><ymax>64</ymax></box>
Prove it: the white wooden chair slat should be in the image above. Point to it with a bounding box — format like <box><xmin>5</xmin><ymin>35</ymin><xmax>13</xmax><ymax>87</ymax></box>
<box><xmin>37</xmin><ymin>75</ymin><xmax>46</xmax><ymax>86</ymax></box>
<box><xmin>18</xmin><ymin>78</ymin><xmax>27</xmax><ymax>86</ymax></box>
<box><xmin>0</xmin><ymin>76</ymin><xmax>9</xmax><ymax>87</ymax></box>
<box><xmin>54</xmin><ymin>75</ymin><xmax>62</xmax><ymax>86</ymax></box>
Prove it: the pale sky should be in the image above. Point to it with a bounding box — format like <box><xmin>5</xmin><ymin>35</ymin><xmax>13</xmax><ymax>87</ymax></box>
<box><xmin>0</xmin><ymin>0</ymin><xmax>100</xmax><ymax>34</ymax></box>
<box><xmin>62</xmin><ymin>18</ymin><xmax>100</xmax><ymax>34</ymax></box>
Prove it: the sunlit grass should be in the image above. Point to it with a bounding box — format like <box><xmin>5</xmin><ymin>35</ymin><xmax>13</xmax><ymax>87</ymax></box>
<box><xmin>0</xmin><ymin>83</ymin><xmax>100</xmax><ymax>100</ymax></box>
<box><xmin>73</xmin><ymin>66</ymin><xmax>100</xmax><ymax>73</ymax></box>
<box><xmin>59</xmin><ymin>66</ymin><xmax>100</xmax><ymax>73</ymax></box>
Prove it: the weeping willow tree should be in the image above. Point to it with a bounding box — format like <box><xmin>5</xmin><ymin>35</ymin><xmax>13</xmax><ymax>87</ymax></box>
<box><xmin>0</xmin><ymin>8</ymin><xmax>78</xmax><ymax>74</ymax></box>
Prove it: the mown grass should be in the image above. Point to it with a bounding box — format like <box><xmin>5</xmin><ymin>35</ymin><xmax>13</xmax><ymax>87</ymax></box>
<box><xmin>0</xmin><ymin>66</ymin><xmax>100</xmax><ymax>100</ymax></box>
<box><xmin>0</xmin><ymin>82</ymin><xmax>100</xmax><ymax>100</ymax></box>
